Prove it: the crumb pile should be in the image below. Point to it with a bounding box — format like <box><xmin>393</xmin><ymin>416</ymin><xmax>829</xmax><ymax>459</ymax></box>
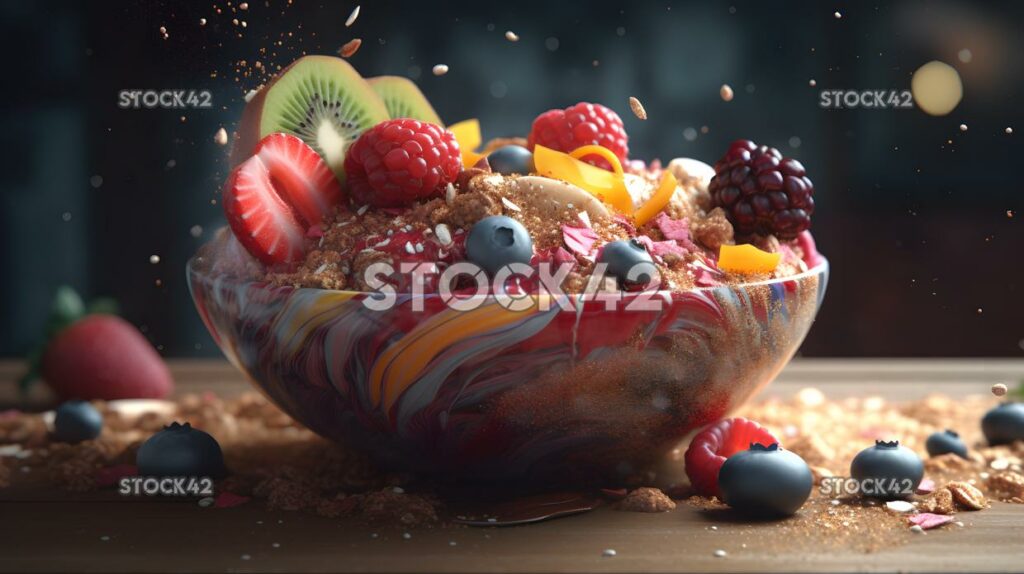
<box><xmin>1</xmin><ymin>388</ymin><xmax>1021</xmax><ymax>548</ymax></box>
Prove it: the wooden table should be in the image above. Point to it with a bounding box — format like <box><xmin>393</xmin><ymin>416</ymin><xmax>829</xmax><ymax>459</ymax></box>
<box><xmin>1</xmin><ymin>359</ymin><xmax>1023</xmax><ymax>573</ymax></box>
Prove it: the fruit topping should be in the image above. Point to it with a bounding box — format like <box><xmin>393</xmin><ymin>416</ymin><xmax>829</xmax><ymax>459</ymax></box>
<box><xmin>527</xmin><ymin>102</ymin><xmax>629</xmax><ymax>170</ymax></box>
<box><xmin>598</xmin><ymin>239</ymin><xmax>657</xmax><ymax>287</ymax></box>
<box><xmin>136</xmin><ymin>422</ymin><xmax>226</xmax><ymax>478</ymax></box>
<box><xmin>533</xmin><ymin>144</ymin><xmax>633</xmax><ymax>214</ymax></box>
<box><xmin>448</xmin><ymin>118</ymin><xmax>484</xmax><ymax>167</ymax></box>
<box><xmin>684</xmin><ymin>417</ymin><xmax>779</xmax><ymax>498</ymax></box>
<box><xmin>633</xmin><ymin>170</ymin><xmax>678</xmax><ymax>226</ymax></box>
<box><xmin>717</xmin><ymin>244</ymin><xmax>781</xmax><ymax>275</ymax></box>
<box><xmin>230</xmin><ymin>55</ymin><xmax>390</xmax><ymax>182</ymax></box>
<box><xmin>981</xmin><ymin>402</ymin><xmax>1024</xmax><ymax>445</ymax></box>
<box><xmin>487</xmin><ymin>145</ymin><xmax>535</xmax><ymax>175</ymax></box>
<box><xmin>849</xmin><ymin>440</ymin><xmax>923</xmax><ymax>500</ymax></box>
<box><xmin>52</xmin><ymin>400</ymin><xmax>103</xmax><ymax>443</ymax></box>
<box><xmin>344</xmin><ymin>119</ymin><xmax>461</xmax><ymax>207</ymax></box>
<box><xmin>925</xmin><ymin>429</ymin><xmax>968</xmax><ymax>459</ymax></box>
<box><xmin>465</xmin><ymin>215</ymin><xmax>534</xmax><ymax>276</ymax></box>
<box><xmin>708</xmin><ymin>139</ymin><xmax>814</xmax><ymax>239</ymax></box>
<box><xmin>718</xmin><ymin>443</ymin><xmax>813</xmax><ymax>516</ymax></box>
<box><xmin>223</xmin><ymin>133</ymin><xmax>343</xmax><ymax>265</ymax></box>
<box><xmin>367</xmin><ymin>75</ymin><xmax>443</xmax><ymax>125</ymax></box>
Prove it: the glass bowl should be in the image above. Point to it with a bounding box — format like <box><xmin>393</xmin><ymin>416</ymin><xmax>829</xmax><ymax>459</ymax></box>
<box><xmin>188</xmin><ymin>241</ymin><xmax>828</xmax><ymax>485</ymax></box>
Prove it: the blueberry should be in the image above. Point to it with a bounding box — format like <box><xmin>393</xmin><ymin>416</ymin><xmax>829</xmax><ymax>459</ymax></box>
<box><xmin>136</xmin><ymin>422</ymin><xmax>226</xmax><ymax>478</ymax></box>
<box><xmin>849</xmin><ymin>440</ymin><xmax>923</xmax><ymax>500</ymax></box>
<box><xmin>486</xmin><ymin>145</ymin><xmax>535</xmax><ymax>175</ymax></box>
<box><xmin>598</xmin><ymin>239</ymin><xmax>658</xmax><ymax>286</ymax></box>
<box><xmin>925</xmin><ymin>429</ymin><xmax>968</xmax><ymax>459</ymax></box>
<box><xmin>52</xmin><ymin>400</ymin><xmax>103</xmax><ymax>443</ymax></box>
<box><xmin>465</xmin><ymin>215</ymin><xmax>534</xmax><ymax>276</ymax></box>
<box><xmin>982</xmin><ymin>402</ymin><xmax>1024</xmax><ymax>445</ymax></box>
<box><xmin>718</xmin><ymin>443</ymin><xmax>813</xmax><ymax>516</ymax></box>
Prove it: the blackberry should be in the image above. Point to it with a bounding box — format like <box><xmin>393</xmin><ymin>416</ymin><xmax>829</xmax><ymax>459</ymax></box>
<box><xmin>708</xmin><ymin>139</ymin><xmax>814</xmax><ymax>239</ymax></box>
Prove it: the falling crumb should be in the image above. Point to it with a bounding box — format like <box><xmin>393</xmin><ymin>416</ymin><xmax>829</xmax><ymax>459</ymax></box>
<box><xmin>339</xmin><ymin>38</ymin><xmax>362</xmax><ymax>58</ymax></box>
<box><xmin>214</xmin><ymin>128</ymin><xmax>229</xmax><ymax>146</ymax></box>
<box><xmin>199</xmin><ymin>18</ymin><xmax>207</xmax><ymax>26</ymax></box>
<box><xmin>992</xmin><ymin>383</ymin><xmax>1008</xmax><ymax>397</ymax></box>
<box><xmin>834</xmin><ymin>11</ymin><xmax>842</xmax><ymax>19</ymax></box>
<box><xmin>432</xmin><ymin>64</ymin><xmax>449</xmax><ymax>76</ymax></box>
<box><xmin>1007</xmin><ymin>127</ymin><xmax>1014</xmax><ymax>134</ymax></box>
<box><xmin>809</xmin><ymin>79</ymin><xmax>817</xmax><ymax>87</ymax></box>
<box><xmin>239</xmin><ymin>2</ymin><xmax>248</xmax><ymax>9</ymax></box>
<box><xmin>241</xmin><ymin>554</ymin><xmax>251</xmax><ymax>560</ymax></box>
<box><xmin>345</xmin><ymin>5</ymin><xmax>361</xmax><ymax>27</ymax></box>
<box><xmin>720</xmin><ymin>84</ymin><xmax>734</xmax><ymax>102</ymax></box>
<box><xmin>190</xmin><ymin>225</ymin><xmax>203</xmax><ymax>238</ymax></box>
<box><xmin>505</xmin><ymin>30</ymin><xmax>519</xmax><ymax>42</ymax></box>
<box><xmin>713</xmin><ymin>549</ymin><xmax>727</xmax><ymax>558</ymax></box>
<box><xmin>402</xmin><ymin>532</ymin><xmax>412</xmax><ymax>540</ymax></box>
<box><xmin>198</xmin><ymin>497</ymin><xmax>215</xmax><ymax>507</ymax></box>
<box><xmin>959</xmin><ymin>124</ymin><xmax>968</xmax><ymax>132</ymax></box>
<box><xmin>149</xmin><ymin>255</ymin><xmax>160</xmax><ymax>265</ymax></box>
<box><xmin>602</xmin><ymin>549</ymin><xmax>617</xmax><ymax>557</ymax></box>
<box><xmin>1008</xmin><ymin>210</ymin><xmax>1015</xmax><ymax>218</ymax></box>
<box><xmin>628</xmin><ymin>96</ymin><xmax>647</xmax><ymax>120</ymax></box>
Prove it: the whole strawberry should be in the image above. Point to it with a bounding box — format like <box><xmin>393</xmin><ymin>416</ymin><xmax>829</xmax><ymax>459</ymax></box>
<box><xmin>344</xmin><ymin>119</ymin><xmax>462</xmax><ymax>208</ymax></box>
<box><xmin>527</xmin><ymin>102</ymin><xmax>629</xmax><ymax>170</ymax></box>
<box><xmin>22</xmin><ymin>287</ymin><xmax>173</xmax><ymax>400</ymax></box>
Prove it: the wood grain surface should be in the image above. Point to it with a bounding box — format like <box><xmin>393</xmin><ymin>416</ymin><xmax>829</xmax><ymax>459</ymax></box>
<box><xmin>1</xmin><ymin>359</ymin><xmax>1023</xmax><ymax>573</ymax></box>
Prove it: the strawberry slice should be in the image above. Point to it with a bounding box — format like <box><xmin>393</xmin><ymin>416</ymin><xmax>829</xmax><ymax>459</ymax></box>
<box><xmin>252</xmin><ymin>133</ymin><xmax>343</xmax><ymax>227</ymax></box>
<box><xmin>222</xmin><ymin>133</ymin><xmax>344</xmax><ymax>265</ymax></box>
<box><xmin>684</xmin><ymin>417</ymin><xmax>779</xmax><ymax>498</ymax></box>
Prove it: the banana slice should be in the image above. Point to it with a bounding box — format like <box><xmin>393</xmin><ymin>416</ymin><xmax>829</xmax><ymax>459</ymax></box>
<box><xmin>511</xmin><ymin>176</ymin><xmax>611</xmax><ymax>220</ymax></box>
<box><xmin>666</xmin><ymin>158</ymin><xmax>715</xmax><ymax>192</ymax></box>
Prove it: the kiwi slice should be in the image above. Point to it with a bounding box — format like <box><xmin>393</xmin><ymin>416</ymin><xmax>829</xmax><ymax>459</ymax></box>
<box><xmin>239</xmin><ymin>55</ymin><xmax>390</xmax><ymax>180</ymax></box>
<box><xmin>367</xmin><ymin>76</ymin><xmax>443</xmax><ymax>125</ymax></box>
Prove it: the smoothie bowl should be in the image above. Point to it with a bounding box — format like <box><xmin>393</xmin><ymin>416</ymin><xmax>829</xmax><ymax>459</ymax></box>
<box><xmin>189</xmin><ymin>240</ymin><xmax>826</xmax><ymax>483</ymax></box>
<box><xmin>196</xmin><ymin>54</ymin><xmax>826</xmax><ymax>483</ymax></box>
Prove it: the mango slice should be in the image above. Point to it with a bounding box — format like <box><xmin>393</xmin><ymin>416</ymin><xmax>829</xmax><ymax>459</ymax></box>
<box><xmin>717</xmin><ymin>244</ymin><xmax>781</xmax><ymax>275</ymax></box>
<box><xmin>532</xmin><ymin>145</ymin><xmax>634</xmax><ymax>214</ymax></box>
<box><xmin>448</xmin><ymin>118</ymin><xmax>484</xmax><ymax>167</ymax></box>
<box><xmin>633</xmin><ymin>171</ymin><xmax>678</xmax><ymax>226</ymax></box>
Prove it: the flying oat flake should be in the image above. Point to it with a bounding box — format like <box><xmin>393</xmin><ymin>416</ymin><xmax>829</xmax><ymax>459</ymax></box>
<box><xmin>720</xmin><ymin>84</ymin><xmax>734</xmax><ymax>102</ymax></box>
<box><xmin>214</xmin><ymin>128</ymin><xmax>228</xmax><ymax>146</ymax></box>
<box><xmin>346</xmin><ymin>5</ymin><xmax>361</xmax><ymax>27</ymax></box>
<box><xmin>505</xmin><ymin>31</ymin><xmax>519</xmax><ymax>42</ymax></box>
<box><xmin>340</xmin><ymin>38</ymin><xmax>362</xmax><ymax>58</ymax></box>
<box><xmin>432</xmin><ymin>64</ymin><xmax>449</xmax><ymax>76</ymax></box>
<box><xmin>628</xmin><ymin>97</ymin><xmax>647</xmax><ymax>120</ymax></box>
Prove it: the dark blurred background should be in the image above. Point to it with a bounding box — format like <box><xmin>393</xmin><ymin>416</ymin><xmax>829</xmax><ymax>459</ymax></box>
<box><xmin>0</xmin><ymin>0</ymin><xmax>1021</xmax><ymax>358</ymax></box>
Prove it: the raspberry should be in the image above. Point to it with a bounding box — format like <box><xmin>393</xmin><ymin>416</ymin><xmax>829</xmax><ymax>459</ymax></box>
<box><xmin>344</xmin><ymin>119</ymin><xmax>462</xmax><ymax>207</ymax></box>
<box><xmin>707</xmin><ymin>140</ymin><xmax>814</xmax><ymax>240</ymax></box>
<box><xmin>684</xmin><ymin>417</ymin><xmax>779</xmax><ymax>498</ymax></box>
<box><xmin>527</xmin><ymin>102</ymin><xmax>628</xmax><ymax>170</ymax></box>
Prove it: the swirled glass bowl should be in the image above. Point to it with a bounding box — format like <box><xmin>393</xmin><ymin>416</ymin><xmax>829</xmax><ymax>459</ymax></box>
<box><xmin>188</xmin><ymin>245</ymin><xmax>828</xmax><ymax>485</ymax></box>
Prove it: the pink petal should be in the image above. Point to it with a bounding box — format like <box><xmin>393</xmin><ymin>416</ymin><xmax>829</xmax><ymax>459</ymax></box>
<box><xmin>909</xmin><ymin>513</ymin><xmax>954</xmax><ymax>530</ymax></box>
<box><xmin>215</xmin><ymin>491</ymin><xmax>251</xmax><ymax>508</ymax></box>
<box><xmin>305</xmin><ymin>224</ymin><xmax>324</xmax><ymax>238</ymax></box>
<box><xmin>577</xmin><ymin>211</ymin><xmax>592</xmax><ymax>229</ymax></box>
<box><xmin>562</xmin><ymin>225</ymin><xmax>599</xmax><ymax>257</ymax></box>
<box><xmin>654</xmin><ymin>213</ymin><xmax>698</xmax><ymax>251</ymax></box>
<box><xmin>916</xmin><ymin>478</ymin><xmax>936</xmax><ymax>495</ymax></box>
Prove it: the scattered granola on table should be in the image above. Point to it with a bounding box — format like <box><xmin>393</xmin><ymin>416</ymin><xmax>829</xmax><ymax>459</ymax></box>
<box><xmin>1</xmin><ymin>387</ymin><xmax>1021</xmax><ymax>548</ymax></box>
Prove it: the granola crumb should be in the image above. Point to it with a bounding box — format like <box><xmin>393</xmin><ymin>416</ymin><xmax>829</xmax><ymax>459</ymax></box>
<box><xmin>616</xmin><ymin>487</ymin><xmax>676</xmax><ymax>512</ymax></box>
